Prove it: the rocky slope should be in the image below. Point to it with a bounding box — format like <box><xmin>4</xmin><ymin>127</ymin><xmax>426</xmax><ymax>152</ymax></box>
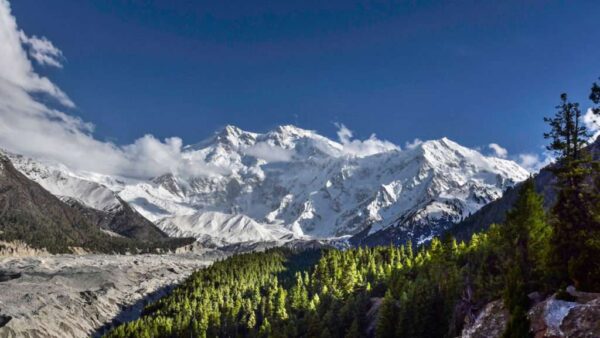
<box><xmin>0</xmin><ymin>153</ymin><xmax>192</xmax><ymax>254</ymax></box>
<box><xmin>0</xmin><ymin>252</ymin><xmax>224</xmax><ymax>338</ymax></box>
<box><xmin>0</xmin><ymin>152</ymin><xmax>115</xmax><ymax>253</ymax></box>
<box><xmin>6</xmin><ymin>125</ymin><xmax>529</xmax><ymax>246</ymax></box>
<box><xmin>7</xmin><ymin>153</ymin><xmax>170</xmax><ymax>242</ymax></box>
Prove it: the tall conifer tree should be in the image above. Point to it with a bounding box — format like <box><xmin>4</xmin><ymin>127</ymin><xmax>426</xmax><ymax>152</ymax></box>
<box><xmin>544</xmin><ymin>92</ymin><xmax>599</xmax><ymax>290</ymax></box>
<box><xmin>501</xmin><ymin>179</ymin><xmax>545</xmax><ymax>338</ymax></box>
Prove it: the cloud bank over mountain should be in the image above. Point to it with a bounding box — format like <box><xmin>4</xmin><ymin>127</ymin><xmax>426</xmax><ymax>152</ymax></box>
<box><xmin>0</xmin><ymin>0</ymin><xmax>405</xmax><ymax>180</ymax></box>
<box><xmin>0</xmin><ymin>0</ymin><xmax>571</xmax><ymax>180</ymax></box>
<box><xmin>0</xmin><ymin>0</ymin><xmax>232</xmax><ymax>179</ymax></box>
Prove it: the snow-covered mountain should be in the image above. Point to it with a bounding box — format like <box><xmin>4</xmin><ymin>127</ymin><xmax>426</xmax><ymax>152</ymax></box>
<box><xmin>5</xmin><ymin>152</ymin><xmax>172</xmax><ymax>242</ymax></box>
<box><xmin>9</xmin><ymin>153</ymin><xmax>122</xmax><ymax>212</ymax></box>
<box><xmin>5</xmin><ymin>125</ymin><xmax>529</xmax><ymax>246</ymax></box>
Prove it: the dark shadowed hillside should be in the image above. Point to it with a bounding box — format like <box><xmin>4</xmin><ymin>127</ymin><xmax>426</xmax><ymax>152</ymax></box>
<box><xmin>64</xmin><ymin>196</ymin><xmax>171</xmax><ymax>242</ymax></box>
<box><xmin>0</xmin><ymin>154</ymin><xmax>193</xmax><ymax>254</ymax></box>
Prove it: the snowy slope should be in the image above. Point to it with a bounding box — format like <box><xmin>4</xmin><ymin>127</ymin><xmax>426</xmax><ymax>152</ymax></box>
<box><xmin>157</xmin><ymin>212</ymin><xmax>295</xmax><ymax>246</ymax></box>
<box><xmin>7</xmin><ymin>153</ymin><xmax>122</xmax><ymax>212</ymax></box>
<box><xmin>120</xmin><ymin>126</ymin><xmax>527</xmax><ymax>240</ymax></box>
<box><xmin>3</xmin><ymin>151</ymin><xmax>172</xmax><ymax>242</ymax></box>
<box><xmin>3</xmin><ymin>125</ymin><xmax>529</xmax><ymax>245</ymax></box>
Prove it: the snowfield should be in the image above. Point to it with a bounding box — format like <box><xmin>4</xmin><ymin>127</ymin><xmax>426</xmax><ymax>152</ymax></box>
<box><xmin>6</xmin><ymin>125</ymin><xmax>529</xmax><ymax>245</ymax></box>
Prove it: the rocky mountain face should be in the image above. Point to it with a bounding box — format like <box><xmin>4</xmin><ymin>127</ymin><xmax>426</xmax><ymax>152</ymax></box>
<box><xmin>6</xmin><ymin>125</ymin><xmax>529</xmax><ymax>246</ymax></box>
<box><xmin>7</xmin><ymin>153</ymin><xmax>169</xmax><ymax>242</ymax></box>
<box><xmin>449</xmin><ymin>137</ymin><xmax>600</xmax><ymax>242</ymax></box>
<box><xmin>0</xmin><ymin>153</ymin><xmax>192</xmax><ymax>253</ymax></box>
<box><xmin>0</xmin><ymin>152</ymin><xmax>115</xmax><ymax>253</ymax></box>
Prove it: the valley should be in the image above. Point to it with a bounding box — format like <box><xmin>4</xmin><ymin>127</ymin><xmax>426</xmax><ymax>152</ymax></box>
<box><xmin>0</xmin><ymin>1</ymin><xmax>599</xmax><ymax>336</ymax></box>
<box><xmin>0</xmin><ymin>251</ymin><xmax>224</xmax><ymax>338</ymax></box>
<box><xmin>0</xmin><ymin>130</ymin><xmax>597</xmax><ymax>338</ymax></box>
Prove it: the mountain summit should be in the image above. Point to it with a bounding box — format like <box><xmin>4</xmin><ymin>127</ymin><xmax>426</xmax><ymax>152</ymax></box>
<box><xmin>8</xmin><ymin>125</ymin><xmax>529</xmax><ymax>245</ymax></box>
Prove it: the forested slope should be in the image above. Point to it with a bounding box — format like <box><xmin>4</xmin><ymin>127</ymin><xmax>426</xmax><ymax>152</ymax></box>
<box><xmin>105</xmin><ymin>225</ymin><xmax>523</xmax><ymax>338</ymax></box>
<box><xmin>106</xmin><ymin>83</ymin><xmax>600</xmax><ymax>338</ymax></box>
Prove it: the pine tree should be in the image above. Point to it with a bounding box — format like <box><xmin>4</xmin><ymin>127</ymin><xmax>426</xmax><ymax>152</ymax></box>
<box><xmin>544</xmin><ymin>92</ymin><xmax>599</xmax><ymax>290</ymax></box>
<box><xmin>274</xmin><ymin>286</ymin><xmax>288</xmax><ymax>321</ymax></box>
<box><xmin>502</xmin><ymin>262</ymin><xmax>533</xmax><ymax>338</ymax></box>
<box><xmin>590</xmin><ymin>78</ymin><xmax>600</xmax><ymax>115</ymax></box>
<box><xmin>505</xmin><ymin>180</ymin><xmax>549</xmax><ymax>281</ymax></box>
<box><xmin>258</xmin><ymin>317</ymin><xmax>271</xmax><ymax>338</ymax></box>
<box><xmin>500</xmin><ymin>179</ymin><xmax>548</xmax><ymax>337</ymax></box>
<box><xmin>375</xmin><ymin>291</ymin><xmax>397</xmax><ymax>338</ymax></box>
<box><xmin>345</xmin><ymin>318</ymin><xmax>362</xmax><ymax>338</ymax></box>
<box><xmin>341</xmin><ymin>259</ymin><xmax>358</xmax><ymax>295</ymax></box>
<box><xmin>544</xmin><ymin>93</ymin><xmax>588</xmax><ymax>162</ymax></box>
<box><xmin>290</xmin><ymin>272</ymin><xmax>308</xmax><ymax>311</ymax></box>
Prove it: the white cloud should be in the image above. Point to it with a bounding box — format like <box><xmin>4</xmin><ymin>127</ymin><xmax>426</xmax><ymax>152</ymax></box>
<box><xmin>584</xmin><ymin>108</ymin><xmax>600</xmax><ymax>142</ymax></box>
<box><xmin>512</xmin><ymin>108</ymin><xmax>597</xmax><ymax>173</ymax></box>
<box><xmin>517</xmin><ymin>153</ymin><xmax>540</xmax><ymax>171</ymax></box>
<box><xmin>0</xmin><ymin>0</ymin><xmax>73</xmax><ymax>108</ymax></box>
<box><xmin>488</xmin><ymin>143</ymin><xmax>508</xmax><ymax>158</ymax></box>
<box><xmin>517</xmin><ymin>152</ymin><xmax>554</xmax><ymax>173</ymax></box>
<box><xmin>334</xmin><ymin>123</ymin><xmax>399</xmax><ymax>157</ymax></box>
<box><xmin>484</xmin><ymin>141</ymin><xmax>554</xmax><ymax>173</ymax></box>
<box><xmin>404</xmin><ymin>138</ymin><xmax>423</xmax><ymax>150</ymax></box>
<box><xmin>19</xmin><ymin>31</ymin><xmax>64</xmax><ymax>68</ymax></box>
<box><xmin>243</xmin><ymin>142</ymin><xmax>296</xmax><ymax>162</ymax></box>
<box><xmin>0</xmin><ymin>0</ymin><xmax>224</xmax><ymax>179</ymax></box>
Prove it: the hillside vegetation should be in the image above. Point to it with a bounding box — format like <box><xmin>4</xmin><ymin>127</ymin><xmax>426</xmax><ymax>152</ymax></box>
<box><xmin>101</xmin><ymin>198</ymin><xmax>551</xmax><ymax>338</ymax></box>
<box><xmin>106</xmin><ymin>79</ymin><xmax>600</xmax><ymax>337</ymax></box>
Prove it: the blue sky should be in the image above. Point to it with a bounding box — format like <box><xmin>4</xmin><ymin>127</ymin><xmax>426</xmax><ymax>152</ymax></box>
<box><xmin>7</xmin><ymin>0</ymin><xmax>600</xmax><ymax>162</ymax></box>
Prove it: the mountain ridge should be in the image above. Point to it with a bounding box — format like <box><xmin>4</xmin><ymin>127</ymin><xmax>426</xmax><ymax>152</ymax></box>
<box><xmin>447</xmin><ymin>136</ymin><xmax>600</xmax><ymax>242</ymax></box>
<box><xmin>5</xmin><ymin>152</ymin><xmax>171</xmax><ymax>242</ymax></box>
<box><xmin>5</xmin><ymin>125</ymin><xmax>529</xmax><ymax>246</ymax></box>
<box><xmin>0</xmin><ymin>152</ymin><xmax>193</xmax><ymax>253</ymax></box>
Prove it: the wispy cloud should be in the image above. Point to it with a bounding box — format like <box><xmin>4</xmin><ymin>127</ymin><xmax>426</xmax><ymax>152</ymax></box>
<box><xmin>404</xmin><ymin>138</ymin><xmax>423</xmax><ymax>150</ymax></box>
<box><xmin>488</xmin><ymin>143</ymin><xmax>508</xmax><ymax>158</ymax></box>
<box><xmin>516</xmin><ymin>151</ymin><xmax>554</xmax><ymax>173</ymax></box>
<box><xmin>334</xmin><ymin>123</ymin><xmax>399</xmax><ymax>157</ymax></box>
<box><xmin>484</xmin><ymin>140</ymin><xmax>554</xmax><ymax>173</ymax></box>
<box><xmin>0</xmin><ymin>1</ymin><xmax>73</xmax><ymax>108</ymax></box>
<box><xmin>19</xmin><ymin>31</ymin><xmax>64</xmax><ymax>68</ymax></box>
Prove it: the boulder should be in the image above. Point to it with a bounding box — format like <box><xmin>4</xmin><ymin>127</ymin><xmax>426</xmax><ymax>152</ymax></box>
<box><xmin>530</xmin><ymin>292</ymin><xmax>600</xmax><ymax>338</ymax></box>
<box><xmin>461</xmin><ymin>289</ymin><xmax>600</xmax><ymax>338</ymax></box>
<box><xmin>461</xmin><ymin>300</ymin><xmax>508</xmax><ymax>338</ymax></box>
